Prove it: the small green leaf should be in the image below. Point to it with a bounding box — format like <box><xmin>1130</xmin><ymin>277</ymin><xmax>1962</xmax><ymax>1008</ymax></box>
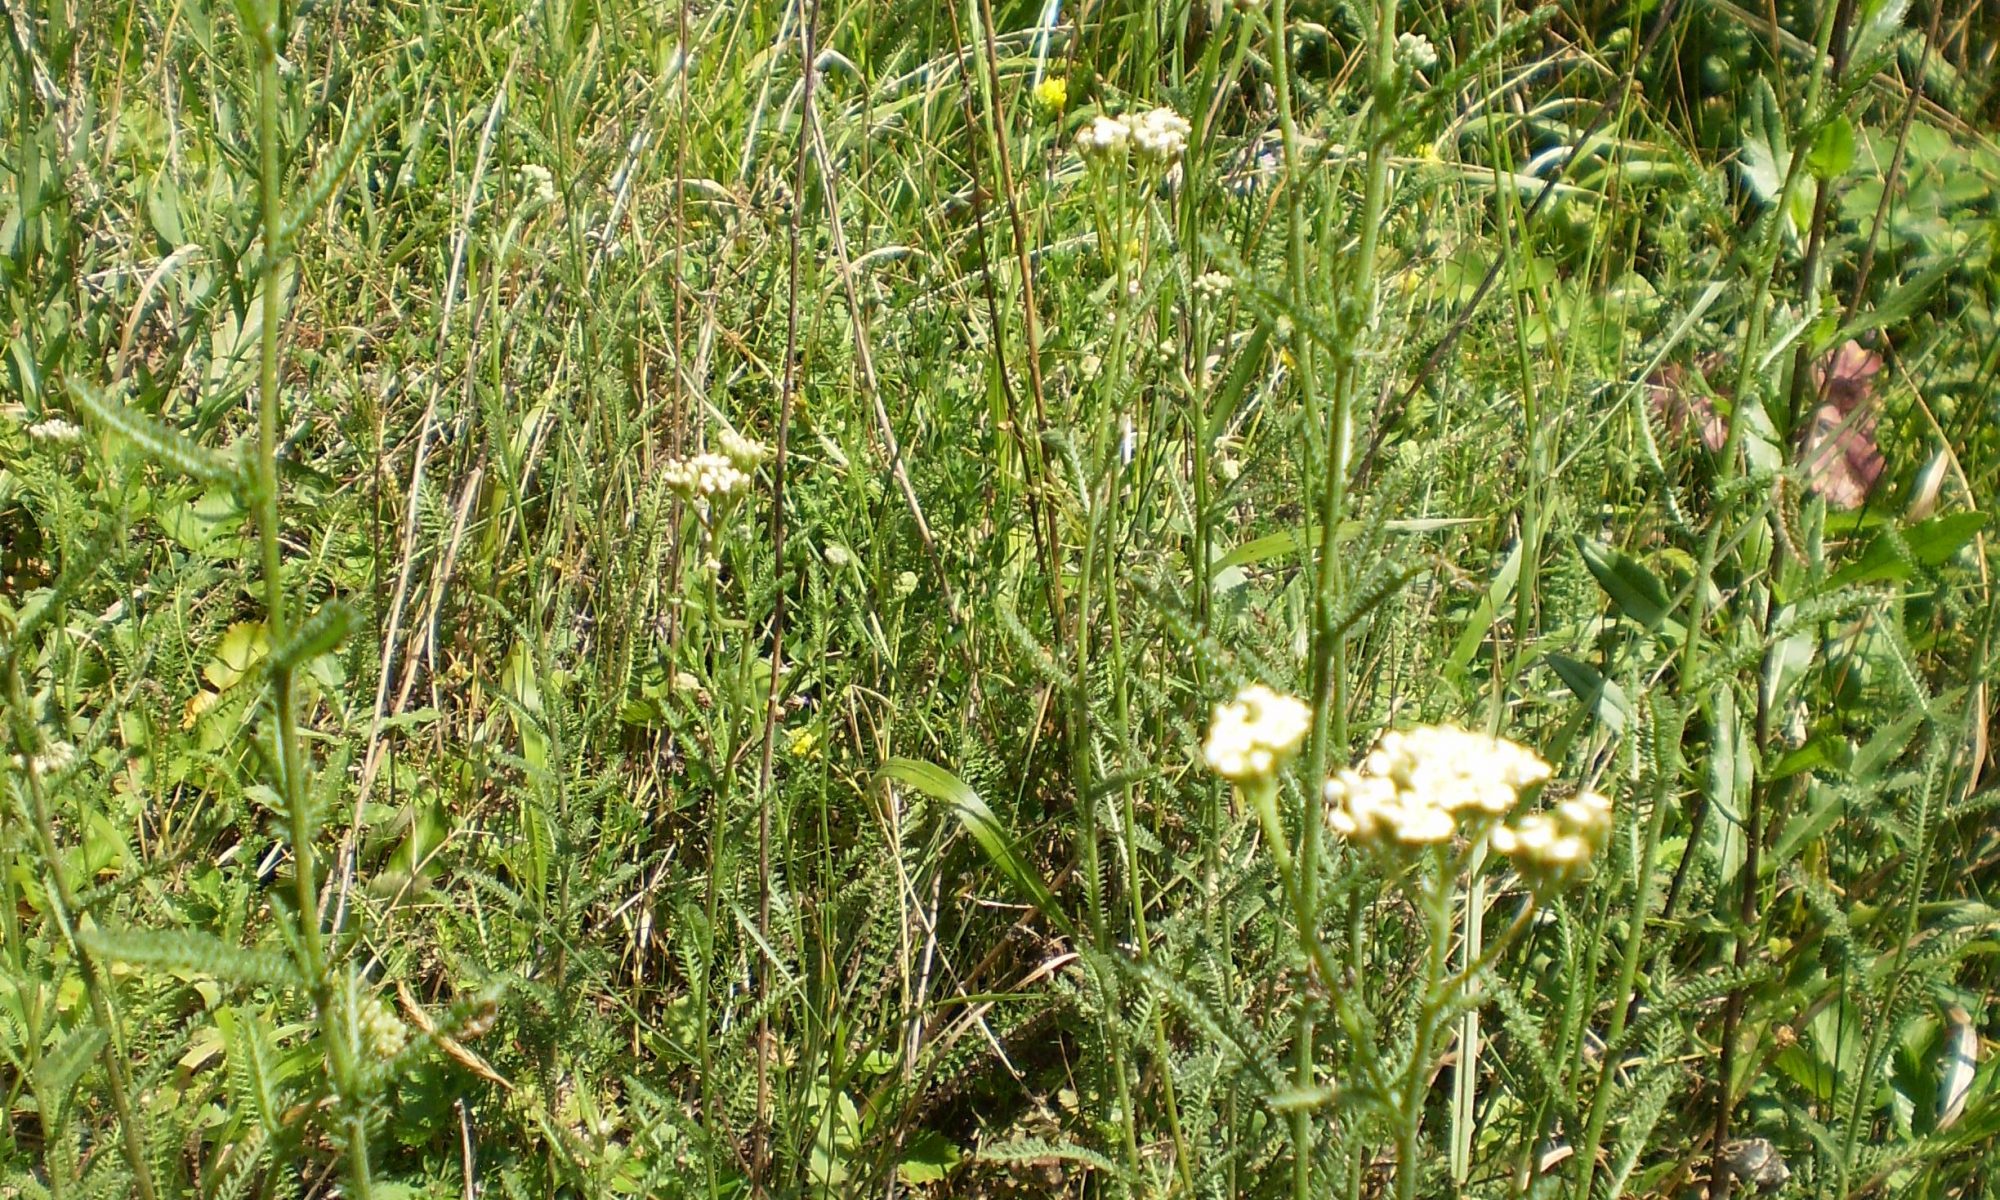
<box><xmin>1806</xmin><ymin>116</ymin><xmax>1856</xmax><ymax>180</ymax></box>
<box><xmin>1576</xmin><ymin>536</ymin><xmax>1677</xmax><ymax>636</ymax></box>
<box><xmin>879</xmin><ymin>758</ymin><xmax>1074</xmax><ymax>938</ymax></box>
<box><xmin>897</xmin><ymin>1130</ymin><xmax>962</xmax><ymax>1184</ymax></box>
<box><xmin>1546</xmin><ymin>654</ymin><xmax>1632</xmax><ymax>733</ymax></box>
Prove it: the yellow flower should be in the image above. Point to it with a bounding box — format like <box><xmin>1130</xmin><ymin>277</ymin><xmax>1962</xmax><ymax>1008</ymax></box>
<box><xmin>1033</xmin><ymin>77</ymin><xmax>1068</xmax><ymax>117</ymax></box>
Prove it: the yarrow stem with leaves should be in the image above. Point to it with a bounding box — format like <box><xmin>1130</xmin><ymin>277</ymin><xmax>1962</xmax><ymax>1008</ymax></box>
<box><xmin>241</xmin><ymin>0</ymin><xmax>374</xmax><ymax>1191</ymax></box>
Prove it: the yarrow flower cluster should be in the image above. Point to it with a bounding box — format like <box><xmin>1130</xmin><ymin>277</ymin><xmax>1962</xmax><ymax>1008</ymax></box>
<box><xmin>662</xmin><ymin>428</ymin><xmax>769</xmax><ymax>502</ymax></box>
<box><xmin>9</xmin><ymin>740</ymin><xmax>77</xmax><ymax>777</ymax></box>
<box><xmin>718</xmin><ymin>428</ymin><xmax>770</xmax><ymax>470</ymax></box>
<box><xmin>1076</xmin><ymin>114</ymin><xmax>1130</xmax><ymax>162</ymax></box>
<box><xmin>27</xmin><ymin>417</ymin><xmax>83</xmax><ymax>443</ymax></box>
<box><xmin>1491</xmin><ymin>790</ymin><xmax>1613</xmax><ymax>884</ymax></box>
<box><xmin>1193</xmin><ymin>271</ymin><xmax>1233</xmax><ymax>300</ymax></box>
<box><xmin>1397</xmin><ymin>32</ymin><xmax>1438</xmax><ymax>72</ymax></box>
<box><xmin>1322</xmin><ymin>724</ymin><xmax>1613</xmax><ymax>885</ymax></box>
<box><xmin>1076</xmin><ymin>107</ymin><xmax>1191</xmax><ymax>167</ymax></box>
<box><xmin>1127</xmin><ymin>107</ymin><xmax>1191</xmax><ymax>164</ymax></box>
<box><xmin>1202</xmin><ymin>685</ymin><xmax>1312</xmax><ymax>784</ymax></box>
<box><xmin>360</xmin><ymin>997</ymin><xmax>409</xmax><ymax>1060</ymax></box>
<box><xmin>662</xmin><ymin>453</ymin><xmax>751</xmax><ymax>500</ymax></box>
<box><xmin>1325</xmin><ymin>725</ymin><xmax>1552</xmax><ymax>848</ymax></box>
<box><xmin>516</xmin><ymin>162</ymin><xmax>557</xmax><ymax>208</ymax></box>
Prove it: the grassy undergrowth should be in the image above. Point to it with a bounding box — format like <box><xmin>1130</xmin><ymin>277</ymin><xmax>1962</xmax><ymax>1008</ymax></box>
<box><xmin>4</xmin><ymin>0</ymin><xmax>1999</xmax><ymax>1196</ymax></box>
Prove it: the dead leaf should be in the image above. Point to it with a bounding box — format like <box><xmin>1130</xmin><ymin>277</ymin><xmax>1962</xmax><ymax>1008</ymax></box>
<box><xmin>1646</xmin><ymin>352</ymin><xmax>1730</xmax><ymax>452</ymax></box>
<box><xmin>1799</xmin><ymin>340</ymin><xmax>1885</xmax><ymax>509</ymax></box>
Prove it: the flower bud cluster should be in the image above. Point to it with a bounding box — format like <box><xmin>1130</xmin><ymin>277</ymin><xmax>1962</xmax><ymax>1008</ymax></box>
<box><xmin>1491</xmin><ymin>790</ymin><xmax>1613</xmax><ymax>885</ymax></box>
<box><xmin>662</xmin><ymin>428</ymin><xmax>768</xmax><ymax>502</ymax></box>
<box><xmin>1202</xmin><ymin>685</ymin><xmax>1311</xmax><ymax>784</ymax></box>
<box><xmin>362</xmin><ymin>997</ymin><xmax>409</xmax><ymax>1060</ymax></box>
<box><xmin>662</xmin><ymin>453</ymin><xmax>751</xmax><ymax>500</ymax></box>
<box><xmin>1077</xmin><ymin>107</ymin><xmax>1191</xmax><ymax>167</ymax></box>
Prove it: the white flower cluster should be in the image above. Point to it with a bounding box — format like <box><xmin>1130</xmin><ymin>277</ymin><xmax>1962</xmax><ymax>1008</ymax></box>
<box><xmin>718</xmin><ymin>428</ymin><xmax>770</xmax><ymax>469</ymax></box>
<box><xmin>1325</xmin><ymin>725</ymin><xmax>1553</xmax><ymax>848</ymax></box>
<box><xmin>1076</xmin><ymin>107</ymin><xmax>1191</xmax><ymax>167</ymax></box>
<box><xmin>27</xmin><ymin>417</ymin><xmax>83</xmax><ymax>443</ymax></box>
<box><xmin>662</xmin><ymin>453</ymin><xmax>751</xmax><ymax>500</ymax></box>
<box><xmin>1128</xmin><ymin>107</ymin><xmax>1191</xmax><ymax>164</ymax></box>
<box><xmin>9</xmin><ymin>740</ymin><xmax>78</xmax><ymax>777</ymax></box>
<box><xmin>360</xmin><ymin>997</ymin><xmax>409</xmax><ymax>1060</ymax></box>
<box><xmin>516</xmin><ymin>162</ymin><xmax>556</xmax><ymax>207</ymax></box>
<box><xmin>1397</xmin><ymin>32</ymin><xmax>1438</xmax><ymax>72</ymax></box>
<box><xmin>1076</xmin><ymin>115</ymin><xmax>1130</xmax><ymax>161</ymax></box>
<box><xmin>1491</xmin><ymin>790</ymin><xmax>1613</xmax><ymax>883</ymax></box>
<box><xmin>661</xmin><ymin>427</ymin><xmax>769</xmax><ymax>502</ymax></box>
<box><xmin>1203</xmin><ymin>685</ymin><xmax>1312</xmax><ymax>784</ymax></box>
<box><xmin>1193</xmin><ymin>271</ymin><xmax>1233</xmax><ymax>300</ymax></box>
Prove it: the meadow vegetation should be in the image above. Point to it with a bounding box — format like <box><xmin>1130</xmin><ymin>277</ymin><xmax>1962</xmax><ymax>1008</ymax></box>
<box><xmin>3</xmin><ymin>0</ymin><xmax>1999</xmax><ymax>1195</ymax></box>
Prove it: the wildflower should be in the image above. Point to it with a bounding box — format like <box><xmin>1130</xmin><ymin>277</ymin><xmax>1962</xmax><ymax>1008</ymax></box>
<box><xmin>1032</xmin><ymin>77</ymin><xmax>1068</xmax><ymax>117</ymax></box>
<box><xmin>1397</xmin><ymin>32</ymin><xmax>1438</xmax><ymax>72</ymax></box>
<box><xmin>1325</xmin><ymin>725</ymin><xmax>1553</xmax><ymax>851</ymax></box>
<box><xmin>718</xmin><ymin>428</ymin><xmax>770</xmax><ymax>471</ymax></box>
<box><xmin>1202</xmin><ymin>685</ymin><xmax>1311</xmax><ymax>784</ymax></box>
<box><xmin>1076</xmin><ymin>114</ymin><xmax>1130</xmax><ymax>162</ymax></box>
<box><xmin>1127</xmin><ymin>107</ymin><xmax>1191</xmax><ymax>165</ymax></box>
<box><xmin>516</xmin><ymin>162</ymin><xmax>557</xmax><ymax>207</ymax></box>
<box><xmin>1194</xmin><ymin>271</ymin><xmax>1233</xmax><ymax>300</ymax></box>
<box><xmin>823</xmin><ymin>543</ymin><xmax>853</xmax><ymax>569</ymax></box>
<box><xmin>361</xmin><ymin>997</ymin><xmax>409</xmax><ymax>1060</ymax></box>
<box><xmin>661</xmin><ymin>452</ymin><xmax>751</xmax><ymax>500</ymax></box>
<box><xmin>9</xmin><ymin>740</ymin><xmax>77</xmax><ymax>777</ymax></box>
<box><xmin>1491</xmin><ymin>790</ymin><xmax>1611</xmax><ymax>885</ymax></box>
<box><xmin>27</xmin><ymin>417</ymin><xmax>82</xmax><ymax>443</ymax></box>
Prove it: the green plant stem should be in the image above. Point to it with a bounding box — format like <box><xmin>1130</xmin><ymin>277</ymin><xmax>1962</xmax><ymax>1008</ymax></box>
<box><xmin>3</xmin><ymin>666</ymin><xmax>159</xmax><ymax>1200</ymax></box>
<box><xmin>247</xmin><ymin>14</ymin><xmax>372</xmax><ymax>1194</ymax></box>
<box><xmin>1395</xmin><ymin>875</ymin><xmax>1454</xmax><ymax>1200</ymax></box>
<box><xmin>1573</xmin><ymin>703</ymin><xmax>1677</xmax><ymax>1197</ymax></box>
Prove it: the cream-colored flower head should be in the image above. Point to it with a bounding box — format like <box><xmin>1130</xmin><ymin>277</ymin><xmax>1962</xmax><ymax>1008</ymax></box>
<box><xmin>662</xmin><ymin>452</ymin><xmax>752</xmax><ymax>500</ymax></box>
<box><xmin>1203</xmin><ymin>685</ymin><xmax>1311</xmax><ymax>784</ymax></box>
<box><xmin>1492</xmin><ymin>790</ymin><xmax>1611</xmax><ymax>885</ymax></box>
<box><xmin>1077</xmin><ymin>114</ymin><xmax>1131</xmax><ymax>162</ymax></box>
<box><xmin>1128</xmin><ymin>107</ymin><xmax>1191</xmax><ymax>165</ymax></box>
<box><xmin>1326</xmin><ymin>724</ymin><xmax>1553</xmax><ymax>851</ymax></box>
<box><xmin>27</xmin><ymin>417</ymin><xmax>83</xmax><ymax>443</ymax></box>
<box><xmin>718</xmin><ymin>428</ymin><xmax>770</xmax><ymax>471</ymax></box>
<box><xmin>1364</xmin><ymin>726</ymin><xmax>1551</xmax><ymax>819</ymax></box>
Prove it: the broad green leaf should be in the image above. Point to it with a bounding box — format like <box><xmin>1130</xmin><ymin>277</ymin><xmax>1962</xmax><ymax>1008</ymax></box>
<box><xmin>1807</xmin><ymin>116</ymin><xmax>1856</xmax><ymax>180</ymax></box>
<box><xmin>205</xmin><ymin>622</ymin><xmax>271</xmax><ymax>690</ymax></box>
<box><xmin>879</xmin><ymin>758</ymin><xmax>1074</xmax><ymax>938</ymax></box>
<box><xmin>1576</xmin><ymin>536</ymin><xmax>1677</xmax><ymax>635</ymax></box>
<box><xmin>1546</xmin><ymin>654</ymin><xmax>1632</xmax><ymax>733</ymax></box>
<box><xmin>898</xmin><ymin>1130</ymin><xmax>962</xmax><ymax>1184</ymax></box>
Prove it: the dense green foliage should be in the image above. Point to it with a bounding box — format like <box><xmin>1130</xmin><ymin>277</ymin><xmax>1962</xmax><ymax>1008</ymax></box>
<box><xmin>3</xmin><ymin>0</ymin><xmax>1998</xmax><ymax>1196</ymax></box>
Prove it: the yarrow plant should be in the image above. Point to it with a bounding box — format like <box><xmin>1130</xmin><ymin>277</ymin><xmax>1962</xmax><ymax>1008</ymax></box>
<box><xmin>1201</xmin><ymin>703</ymin><xmax>1616</xmax><ymax>1200</ymax></box>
